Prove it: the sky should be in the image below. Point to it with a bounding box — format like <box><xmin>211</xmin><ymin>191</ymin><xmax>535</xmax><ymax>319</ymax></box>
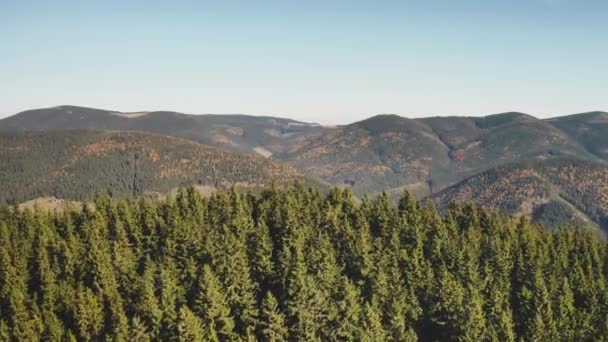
<box><xmin>1</xmin><ymin>0</ymin><xmax>607</xmax><ymax>125</ymax></box>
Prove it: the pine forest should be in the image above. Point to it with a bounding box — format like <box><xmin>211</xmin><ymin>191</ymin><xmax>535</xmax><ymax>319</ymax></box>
<box><xmin>0</xmin><ymin>184</ymin><xmax>607</xmax><ymax>341</ymax></box>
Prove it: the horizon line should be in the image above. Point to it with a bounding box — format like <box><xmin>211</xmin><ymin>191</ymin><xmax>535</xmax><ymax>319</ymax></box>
<box><xmin>4</xmin><ymin>104</ymin><xmax>607</xmax><ymax>126</ymax></box>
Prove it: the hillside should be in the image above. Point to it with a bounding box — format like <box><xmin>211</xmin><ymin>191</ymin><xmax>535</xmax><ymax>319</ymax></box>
<box><xmin>3</xmin><ymin>106</ymin><xmax>608</xmax><ymax>201</ymax></box>
<box><xmin>285</xmin><ymin>114</ymin><xmax>452</xmax><ymax>196</ymax></box>
<box><xmin>546</xmin><ymin>111</ymin><xmax>608</xmax><ymax>160</ymax></box>
<box><xmin>0</xmin><ymin>105</ymin><xmax>325</xmax><ymax>157</ymax></box>
<box><xmin>0</xmin><ymin>130</ymin><xmax>317</xmax><ymax>205</ymax></box>
<box><xmin>287</xmin><ymin>113</ymin><xmax>598</xmax><ymax>196</ymax></box>
<box><xmin>431</xmin><ymin>158</ymin><xmax>608</xmax><ymax>229</ymax></box>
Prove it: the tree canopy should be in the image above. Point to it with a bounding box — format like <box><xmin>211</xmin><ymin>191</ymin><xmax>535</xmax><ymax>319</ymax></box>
<box><xmin>0</xmin><ymin>185</ymin><xmax>606</xmax><ymax>341</ymax></box>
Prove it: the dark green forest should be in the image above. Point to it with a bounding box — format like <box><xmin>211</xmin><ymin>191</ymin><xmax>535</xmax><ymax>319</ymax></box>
<box><xmin>0</xmin><ymin>130</ymin><xmax>313</xmax><ymax>206</ymax></box>
<box><xmin>1</xmin><ymin>185</ymin><xmax>607</xmax><ymax>341</ymax></box>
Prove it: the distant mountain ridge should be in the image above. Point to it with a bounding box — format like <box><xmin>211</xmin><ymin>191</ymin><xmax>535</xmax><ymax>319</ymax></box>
<box><xmin>2</xmin><ymin>105</ymin><xmax>607</xmax><ymax>228</ymax></box>
<box><xmin>0</xmin><ymin>105</ymin><xmax>324</xmax><ymax>157</ymax></box>
<box><xmin>546</xmin><ymin>111</ymin><xmax>608</xmax><ymax>160</ymax></box>
<box><xmin>286</xmin><ymin>111</ymin><xmax>604</xmax><ymax>197</ymax></box>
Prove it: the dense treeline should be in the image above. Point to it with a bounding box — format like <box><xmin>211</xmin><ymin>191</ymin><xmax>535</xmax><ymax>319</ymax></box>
<box><xmin>0</xmin><ymin>184</ymin><xmax>607</xmax><ymax>341</ymax></box>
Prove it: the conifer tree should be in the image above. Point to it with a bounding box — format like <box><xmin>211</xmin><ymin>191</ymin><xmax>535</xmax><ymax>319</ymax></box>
<box><xmin>177</xmin><ymin>306</ymin><xmax>205</xmax><ymax>342</ymax></box>
<box><xmin>134</xmin><ymin>262</ymin><xmax>163</xmax><ymax>338</ymax></box>
<box><xmin>326</xmin><ymin>276</ymin><xmax>362</xmax><ymax>340</ymax></box>
<box><xmin>428</xmin><ymin>267</ymin><xmax>466</xmax><ymax>340</ymax></box>
<box><xmin>130</xmin><ymin>316</ymin><xmax>152</xmax><ymax>342</ymax></box>
<box><xmin>360</xmin><ymin>302</ymin><xmax>387</xmax><ymax>341</ymax></box>
<box><xmin>555</xmin><ymin>277</ymin><xmax>576</xmax><ymax>341</ymax></box>
<box><xmin>259</xmin><ymin>291</ymin><xmax>288</xmax><ymax>342</ymax></box>
<box><xmin>159</xmin><ymin>260</ymin><xmax>181</xmax><ymax>339</ymax></box>
<box><xmin>74</xmin><ymin>286</ymin><xmax>104</xmax><ymax>341</ymax></box>
<box><xmin>193</xmin><ymin>264</ymin><xmax>236</xmax><ymax>341</ymax></box>
<box><xmin>285</xmin><ymin>254</ymin><xmax>326</xmax><ymax>341</ymax></box>
<box><xmin>248</xmin><ymin>221</ymin><xmax>275</xmax><ymax>292</ymax></box>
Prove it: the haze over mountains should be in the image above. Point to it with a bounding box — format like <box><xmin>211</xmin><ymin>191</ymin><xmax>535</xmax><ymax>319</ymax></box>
<box><xmin>1</xmin><ymin>105</ymin><xmax>607</xmax><ymax>229</ymax></box>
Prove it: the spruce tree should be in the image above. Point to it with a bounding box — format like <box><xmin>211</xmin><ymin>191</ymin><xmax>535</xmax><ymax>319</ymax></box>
<box><xmin>177</xmin><ymin>306</ymin><xmax>205</xmax><ymax>342</ymax></box>
<box><xmin>193</xmin><ymin>264</ymin><xmax>236</xmax><ymax>341</ymax></box>
<box><xmin>135</xmin><ymin>262</ymin><xmax>162</xmax><ymax>338</ymax></box>
<box><xmin>130</xmin><ymin>316</ymin><xmax>152</xmax><ymax>342</ymax></box>
<box><xmin>259</xmin><ymin>291</ymin><xmax>288</xmax><ymax>342</ymax></box>
<box><xmin>74</xmin><ymin>286</ymin><xmax>104</xmax><ymax>341</ymax></box>
<box><xmin>360</xmin><ymin>302</ymin><xmax>387</xmax><ymax>341</ymax></box>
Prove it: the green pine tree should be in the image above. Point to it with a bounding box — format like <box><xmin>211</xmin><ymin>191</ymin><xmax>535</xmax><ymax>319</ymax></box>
<box><xmin>193</xmin><ymin>264</ymin><xmax>236</xmax><ymax>342</ymax></box>
<box><xmin>177</xmin><ymin>306</ymin><xmax>205</xmax><ymax>342</ymax></box>
<box><xmin>259</xmin><ymin>291</ymin><xmax>288</xmax><ymax>342</ymax></box>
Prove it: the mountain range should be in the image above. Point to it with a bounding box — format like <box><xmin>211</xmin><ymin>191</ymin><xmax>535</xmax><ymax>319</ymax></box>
<box><xmin>1</xmin><ymin>105</ymin><xmax>607</xmax><ymax>229</ymax></box>
<box><xmin>0</xmin><ymin>105</ymin><xmax>324</xmax><ymax>156</ymax></box>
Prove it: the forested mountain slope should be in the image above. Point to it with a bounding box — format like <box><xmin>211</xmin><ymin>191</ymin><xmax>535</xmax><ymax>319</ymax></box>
<box><xmin>0</xmin><ymin>105</ymin><xmax>324</xmax><ymax>157</ymax></box>
<box><xmin>546</xmin><ymin>111</ymin><xmax>608</xmax><ymax>160</ymax></box>
<box><xmin>0</xmin><ymin>130</ymin><xmax>316</xmax><ymax>205</ymax></box>
<box><xmin>431</xmin><ymin>158</ymin><xmax>608</xmax><ymax>230</ymax></box>
<box><xmin>0</xmin><ymin>186</ymin><xmax>606</xmax><ymax>340</ymax></box>
<box><xmin>286</xmin><ymin>112</ymin><xmax>599</xmax><ymax>196</ymax></box>
<box><xmin>3</xmin><ymin>106</ymin><xmax>608</xmax><ymax>210</ymax></box>
<box><xmin>285</xmin><ymin>114</ymin><xmax>453</xmax><ymax>195</ymax></box>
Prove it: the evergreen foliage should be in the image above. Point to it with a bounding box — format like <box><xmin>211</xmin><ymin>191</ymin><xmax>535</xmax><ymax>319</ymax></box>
<box><xmin>0</xmin><ymin>185</ymin><xmax>606</xmax><ymax>341</ymax></box>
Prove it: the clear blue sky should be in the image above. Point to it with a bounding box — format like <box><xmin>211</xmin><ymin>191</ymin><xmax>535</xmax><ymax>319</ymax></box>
<box><xmin>1</xmin><ymin>0</ymin><xmax>606</xmax><ymax>124</ymax></box>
